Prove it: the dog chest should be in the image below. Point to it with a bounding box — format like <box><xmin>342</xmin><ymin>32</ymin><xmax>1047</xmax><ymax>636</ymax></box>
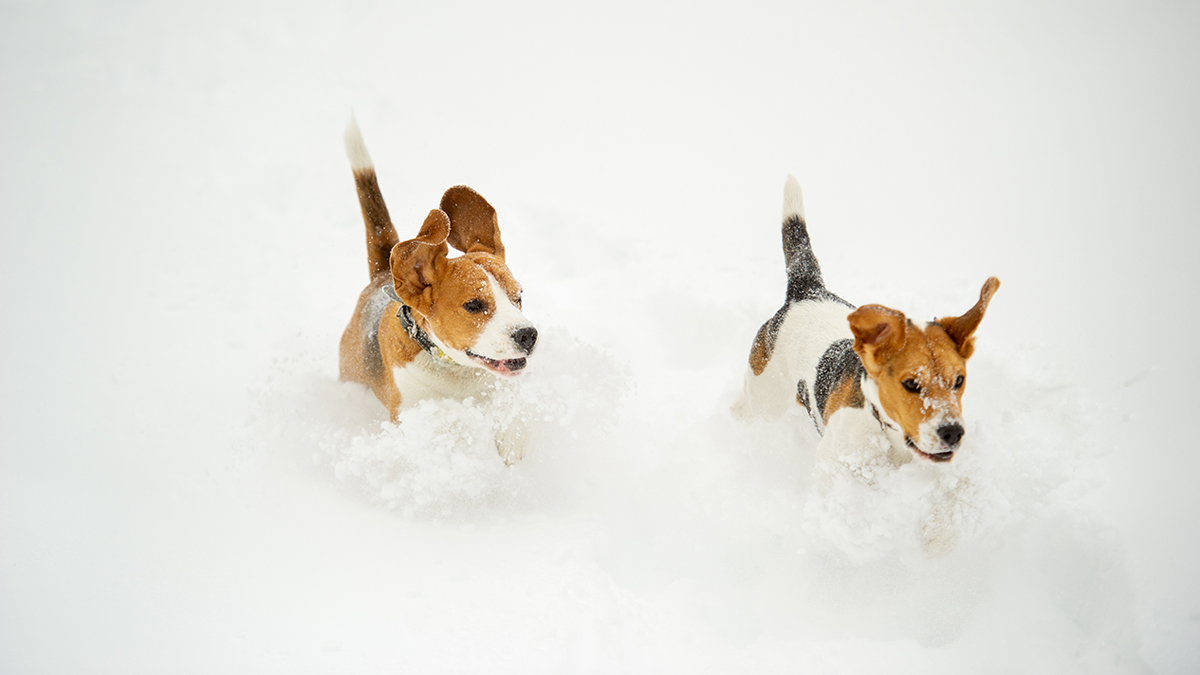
<box><xmin>391</xmin><ymin>355</ymin><xmax>491</xmax><ymax>409</ymax></box>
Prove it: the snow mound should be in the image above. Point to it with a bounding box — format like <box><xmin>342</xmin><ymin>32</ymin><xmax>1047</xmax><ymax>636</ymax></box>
<box><xmin>322</xmin><ymin>397</ymin><xmax>511</xmax><ymax>516</ymax></box>
<box><xmin>800</xmin><ymin>351</ymin><xmax>1099</xmax><ymax>564</ymax></box>
<box><xmin>250</xmin><ymin>328</ymin><xmax>628</xmax><ymax>518</ymax></box>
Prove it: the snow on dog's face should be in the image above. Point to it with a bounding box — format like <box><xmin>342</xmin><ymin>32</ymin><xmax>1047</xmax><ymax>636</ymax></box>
<box><xmin>390</xmin><ymin>186</ymin><xmax>537</xmax><ymax>376</ymax></box>
<box><xmin>848</xmin><ymin>278</ymin><xmax>999</xmax><ymax>462</ymax></box>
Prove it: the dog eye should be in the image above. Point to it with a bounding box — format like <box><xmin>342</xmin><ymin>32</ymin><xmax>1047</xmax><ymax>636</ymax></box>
<box><xmin>953</xmin><ymin>375</ymin><xmax>965</xmax><ymax>390</ymax></box>
<box><xmin>902</xmin><ymin>379</ymin><xmax>921</xmax><ymax>394</ymax></box>
<box><xmin>462</xmin><ymin>299</ymin><xmax>488</xmax><ymax>314</ymax></box>
<box><xmin>514</xmin><ymin>293</ymin><xmax>522</xmax><ymax>308</ymax></box>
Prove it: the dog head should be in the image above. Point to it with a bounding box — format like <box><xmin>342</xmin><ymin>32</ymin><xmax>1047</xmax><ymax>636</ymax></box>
<box><xmin>389</xmin><ymin>186</ymin><xmax>537</xmax><ymax>375</ymax></box>
<box><xmin>848</xmin><ymin>277</ymin><xmax>1000</xmax><ymax>462</ymax></box>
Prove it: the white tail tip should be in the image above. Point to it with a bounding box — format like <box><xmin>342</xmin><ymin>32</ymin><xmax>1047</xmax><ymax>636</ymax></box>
<box><xmin>344</xmin><ymin>114</ymin><xmax>374</xmax><ymax>172</ymax></box>
<box><xmin>783</xmin><ymin>174</ymin><xmax>805</xmax><ymax>222</ymax></box>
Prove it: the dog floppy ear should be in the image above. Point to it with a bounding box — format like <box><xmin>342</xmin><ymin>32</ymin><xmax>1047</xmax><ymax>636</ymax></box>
<box><xmin>440</xmin><ymin>186</ymin><xmax>505</xmax><ymax>259</ymax></box>
<box><xmin>848</xmin><ymin>305</ymin><xmax>908</xmax><ymax>373</ymax></box>
<box><xmin>390</xmin><ymin>209</ymin><xmax>451</xmax><ymax>310</ymax></box>
<box><xmin>936</xmin><ymin>277</ymin><xmax>1000</xmax><ymax>359</ymax></box>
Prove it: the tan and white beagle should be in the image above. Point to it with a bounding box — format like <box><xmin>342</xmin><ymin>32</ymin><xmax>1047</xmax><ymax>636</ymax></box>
<box><xmin>338</xmin><ymin>119</ymin><xmax>537</xmax><ymax>455</ymax></box>
<box><xmin>733</xmin><ymin>176</ymin><xmax>999</xmax><ymax>464</ymax></box>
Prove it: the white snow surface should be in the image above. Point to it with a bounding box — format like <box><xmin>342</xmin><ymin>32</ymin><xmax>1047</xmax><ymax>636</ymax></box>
<box><xmin>2</xmin><ymin>1</ymin><xmax>1199</xmax><ymax>673</ymax></box>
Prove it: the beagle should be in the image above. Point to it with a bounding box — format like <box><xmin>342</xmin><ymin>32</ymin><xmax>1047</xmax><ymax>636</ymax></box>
<box><xmin>733</xmin><ymin>176</ymin><xmax>999</xmax><ymax>464</ymax></box>
<box><xmin>338</xmin><ymin>119</ymin><xmax>537</xmax><ymax>454</ymax></box>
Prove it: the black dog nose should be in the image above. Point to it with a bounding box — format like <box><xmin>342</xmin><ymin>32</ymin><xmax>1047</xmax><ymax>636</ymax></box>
<box><xmin>937</xmin><ymin>423</ymin><xmax>964</xmax><ymax>447</ymax></box>
<box><xmin>512</xmin><ymin>326</ymin><xmax>538</xmax><ymax>354</ymax></box>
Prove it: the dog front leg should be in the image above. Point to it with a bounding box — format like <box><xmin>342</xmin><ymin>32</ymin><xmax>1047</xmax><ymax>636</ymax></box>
<box><xmin>494</xmin><ymin>415</ymin><xmax>528</xmax><ymax>465</ymax></box>
<box><xmin>921</xmin><ymin>475</ymin><xmax>972</xmax><ymax>557</ymax></box>
<box><xmin>369</xmin><ymin>377</ymin><xmax>403</xmax><ymax>424</ymax></box>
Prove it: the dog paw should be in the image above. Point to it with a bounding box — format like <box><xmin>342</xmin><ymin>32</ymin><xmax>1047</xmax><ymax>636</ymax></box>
<box><xmin>921</xmin><ymin>515</ymin><xmax>958</xmax><ymax>558</ymax></box>
<box><xmin>495</xmin><ymin>419</ymin><xmax>528</xmax><ymax>465</ymax></box>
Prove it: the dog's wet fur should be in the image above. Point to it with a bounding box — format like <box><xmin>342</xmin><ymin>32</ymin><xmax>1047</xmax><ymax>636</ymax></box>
<box><xmin>338</xmin><ymin>119</ymin><xmax>538</xmax><ymax>441</ymax></box>
<box><xmin>734</xmin><ymin>176</ymin><xmax>999</xmax><ymax>464</ymax></box>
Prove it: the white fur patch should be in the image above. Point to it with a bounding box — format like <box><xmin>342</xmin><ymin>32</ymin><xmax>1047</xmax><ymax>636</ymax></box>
<box><xmin>392</xmin><ymin>357</ymin><xmax>488</xmax><ymax>408</ymax></box>
<box><xmin>344</xmin><ymin>115</ymin><xmax>374</xmax><ymax>171</ymax></box>
<box><xmin>423</xmin><ymin>272</ymin><xmax>534</xmax><ymax>370</ymax></box>
<box><xmin>472</xmin><ymin>273</ymin><xmax>533</xmax><ymax>360</ymax></box>
<box><xmin>783</xmin><ymin>174</ymin><xmax>805</xmax><ymax>222</ymax></box>
<box><xmin>734</xmin><ymin>299</ymin><xmax>852</xmax><ymax>426</ymax></box>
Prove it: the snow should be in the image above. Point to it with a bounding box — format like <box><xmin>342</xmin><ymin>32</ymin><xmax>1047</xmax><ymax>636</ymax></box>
<box><xmin>2</xmin><ymin>0</ymin><xmax>1199</xmax><ymax>672</ymax></box>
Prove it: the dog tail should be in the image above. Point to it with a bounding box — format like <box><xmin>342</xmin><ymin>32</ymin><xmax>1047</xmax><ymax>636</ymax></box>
<box><xmin>780</xmin><ymin>175</ymin><xmax>827</xmax><ymax>301</ymax></box>
<box><xmin>345</xmin><ymin>115</ymin><xmax>399</xmax><ymax>278</ymax></box>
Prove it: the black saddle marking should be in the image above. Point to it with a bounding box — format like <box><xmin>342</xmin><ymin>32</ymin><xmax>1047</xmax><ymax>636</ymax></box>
<box><xmin>782</xmin><ymin>215</ymin><xmax>853</xmax><ymax>307</ymax></box>
<box><xmin>813</xmin><ymin>338</ymin><xmax>865</xmax><ymax>423</ymax></box>
<box><xmin>361</xmin><ymin>286</ymin><xmax>392</xmax><ymax>382</ymax></box>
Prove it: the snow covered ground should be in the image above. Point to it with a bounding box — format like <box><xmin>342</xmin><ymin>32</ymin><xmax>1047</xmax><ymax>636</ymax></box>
<box><xmin>3</xmin><ymin>0</ymin><xmax>1199</xmax><ymax>672</ymax></box>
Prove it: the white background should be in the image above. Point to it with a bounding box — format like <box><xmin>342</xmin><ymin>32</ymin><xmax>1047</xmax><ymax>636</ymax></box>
<box><xmin>2</xmin><ymin>0</ymin><xmax>1198</xmax><ymax>672</ymax></box>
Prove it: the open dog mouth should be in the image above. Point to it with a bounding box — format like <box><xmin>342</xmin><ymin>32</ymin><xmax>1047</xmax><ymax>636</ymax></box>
<box><xmin>465</xmin><ymin>349</ymin><xmax>527</xmax><ymax>375</ymax></box>
<box><xmin>906</xmin><ymin>436</ymin><xmax>954</xmax><ymax>463</ymax></box>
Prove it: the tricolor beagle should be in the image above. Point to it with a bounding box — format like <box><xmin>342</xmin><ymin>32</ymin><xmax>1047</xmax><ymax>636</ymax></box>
<box><xmin>733</xmin><ymin>176</ymin><xmax>999</xmax><ymax>465</ymax></box>
<box><xmin>338</xmin><ymin>119</ymin><xmax>537</xmax><ymax>458</ymax></box>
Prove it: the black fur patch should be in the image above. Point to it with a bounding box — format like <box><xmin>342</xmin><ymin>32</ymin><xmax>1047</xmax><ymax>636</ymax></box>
<box><xmin>814</xmin><ymin>339</ymin><xmax>865</xmax><ymax>421</ymax></box>
<box><xmin>797</xmin><ymin>378</ymin><xmax>811</xmax><ymax>412</ymax></box>
<box><xmin>361</xmin><ymin>287</ymin><xmax>391</xmax><ymax>383</ymax></box>
<box><xmin>798</xmin><ymin>378</ymin><xmax>822</xmax><ymax>429</ymax></box>
<box><xmin>782</xmin><ymin>216</ymin><xmax>852</xmax><ymax>307</ymax></box>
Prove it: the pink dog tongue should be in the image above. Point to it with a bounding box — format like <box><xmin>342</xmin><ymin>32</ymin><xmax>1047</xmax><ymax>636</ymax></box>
<box><xmin>469</xmin><ymin>351</ymin><xmax>527</xmax><ymax>375</ymax></box>
<box><xmin>499</xmin><ymin>358</ymin><xmax>527</xmax><ymax>373</ymax></box>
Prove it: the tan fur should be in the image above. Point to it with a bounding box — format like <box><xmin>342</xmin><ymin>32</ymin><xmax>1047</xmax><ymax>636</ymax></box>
<box><xmin>390</xmin><ymin>209</ymin><xmax>452</xmax><ymax>309</ymax></box>
<box><xmin>749</xmin><ymin>324</ymin><xmax>774</xmax><ymax>376</ymax></box>
<box><xmin>337</xmin><ymin>284</ymin><xmax>372</xmax><ymax>384</ymax></box>
<box><xmin>339</xmin><ymin>274</ymin><xmax>424</xmax><ymax>422</ymax></box>
<box><xmin>823</xmin><ymin>370</ymin><xmax>865</xmax><ymax>424</ymax></box>
<box><xmin>848</xmin><ymin>278</ymin><xmax>999</xmax><ymax>445</ymax></box>
<box><xmin>474</xmin><ymin>255</ymin><xmax>522</xmax><ymax>305</ymax></box>
<box><xmin>415</xmin><ymin>256</ymin><xmax>498</xmax><ymax>352</ymax></box>
<box><xmin>340</xmin><ymin>184</ymin><xmax>522</xmax><ymax>422</ymax></box>
<box><xmin>387</xmin><ymin>205</ymin><xmax>517</xmax><ymax>354</ymax></box>
<box><xmin>441</xmin><ymin>186</ymin><xmax>505</xmax><ymax>258</ymax></box>
<box><xmin>352</xmin><ymin>168</ymin><xmax>399</xmax><ymax>278</ymax></box>
<box><xmin>748</xmin><ymin>311</ymin><xmax>788</xmax><ymax>376</ymax></box>
<box><xmin>937</xmin><ymin>276</ymin><xmax>1000</xmax><ymax>360</ymax></box>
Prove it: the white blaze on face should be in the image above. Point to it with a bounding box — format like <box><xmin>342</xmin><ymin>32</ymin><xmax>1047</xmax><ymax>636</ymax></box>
<box><xmin>863</xmin><ymin>376</ymin><xmax>964</xmax><ymax>459</ymax></box>
<box><xmin>916</xmin><ymin>387</ymin><xmax>964</xmax><ymax>453</ymax></box>
<box><xmin>918</xmin><ymin>411</ymin><xmax>954</xmax><ymax>453</ymax></box>
<box><xmin>472</xmin><ymin>272</ymin><xmax>533</xmax><ymax>361</ymax></box>
<box><xmin>424</xmin><ymin>271</ymin><xmax>535</xmax><ymax>375</ymax></box>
